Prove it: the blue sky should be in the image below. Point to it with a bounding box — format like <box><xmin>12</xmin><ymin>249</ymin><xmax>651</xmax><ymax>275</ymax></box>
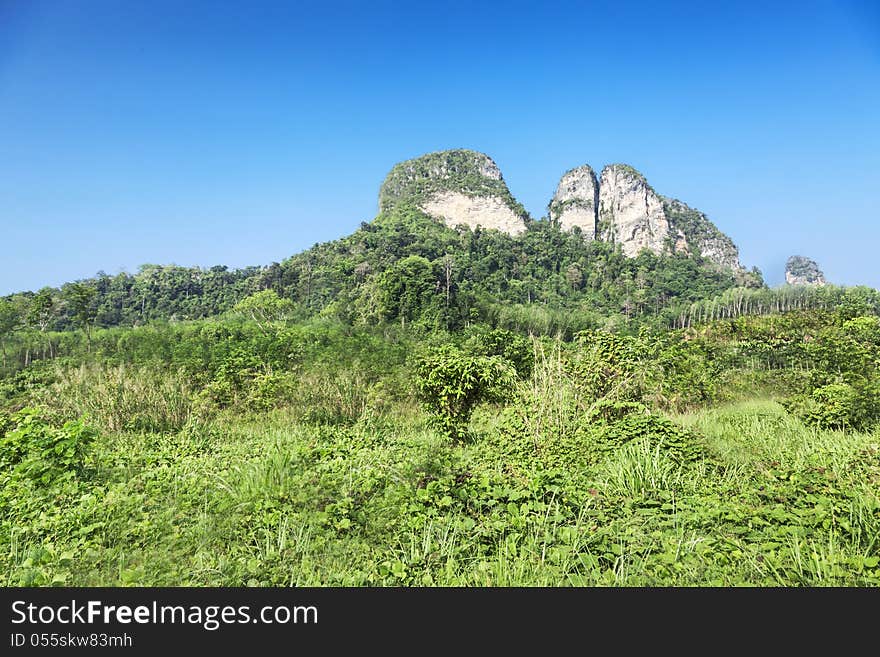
<box><xmin>1</xmin><ymin>0</ymin><xmax>878</xmax><ymax>295</ymax></box>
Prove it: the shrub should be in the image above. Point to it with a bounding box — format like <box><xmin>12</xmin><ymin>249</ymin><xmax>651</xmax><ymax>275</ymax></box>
<box><xmin>567</xmin><ymin>330</ymin><xmax>642</xmax><ymax>402</ymax></box>
<box><xmin>783</xmin><ymin>381</ymin><xmax>880</xmax><ymax>431</ymax></box>
<box><xmin>233</xmin><ymin>290</ymin><xmax>296</xmax><ymax>332</ymax></box>
<box><xmin>415</xmin><ymin>345</ymin><xmax>516</xmax><ymax>442</ymax></box>
<box><xmin>0</xmin><ymin>408</ymin><xmax>97</xmax><ymax>486</ymax></box>
<box><xmin>465</xmin><ymin>328</ymin><xmax>534</xmax><ymax>377</ymax></box>
<box><xmin>597</xmin><ymin>412</ymin><xmax>705</xmax><ymax>463</ymax></box>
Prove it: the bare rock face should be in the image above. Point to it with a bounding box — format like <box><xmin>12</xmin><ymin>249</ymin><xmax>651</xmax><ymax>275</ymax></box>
<box><xmin>663</xmin><ymin>198</ymin><xmax>743</xmax><ymax>271</ymax></box>
<box><xmin>785</xmin><ymin>256</ymin><xmax>826</xmax><ymax>286</ymax></box>
<box><xmin>597</xmin><ymin>164</ymin><xmax>672</xmax><ymax>257</ymax></box>
<box><xmin>549</xmin><ymin>165</ymin><xmax>599</xmax><ymax>239</ymax></box>
<box><xmin>421</xmin><ymin>191</ymin><xmax>527</xmax><ymax>236</ymax></box>
<box><xmin>550</xmin><ymin>162</ymin><xmax>743</xmax><ymax>270</ymax></box>
<box><xmin>378</xmin><ymin>149</ymin><xmax>527</xmax><ymax>235</ymax></box>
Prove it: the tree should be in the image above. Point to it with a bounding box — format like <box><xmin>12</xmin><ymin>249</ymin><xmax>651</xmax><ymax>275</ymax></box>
<box><xmin>233</xmin><ymin>290</ymin><xmax>295</xmax><ymax>333</ymax></box>
<box><xmin>27</xmin><ymin>287</ymin><xmax>57</xmax><ymax>357</ymax></box>
<box><xmin>27</xmin><ymin>287</ymin><xmax>56</xmax><ymax>333</ymax></box>
<box><xmin>376</xmin><ymin>255</ymin><xmax>439</xmax><ymax>327</ymax></box>
<box><xmin>63</xmin><ymin>282</ymin><xmax>98</xmax><ymax>352</ymax></box>
<box><xmin>415</xmin><ymin>345</ymin><xmax>516</xmax><ymax>442</ymax></box>
<box><xmin>0</xmin><ymin>298</ymin><xmax>22</xmax><ymax>367</ymax></box>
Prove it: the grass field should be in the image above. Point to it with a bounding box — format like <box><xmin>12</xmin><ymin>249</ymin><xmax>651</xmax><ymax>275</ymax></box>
<box><xmin>4</xmin><ymin>391</ymin><xmax>878</xmax><ymax>586</ymax></box>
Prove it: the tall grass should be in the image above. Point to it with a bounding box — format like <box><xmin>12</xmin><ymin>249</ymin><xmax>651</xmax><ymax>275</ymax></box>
<box><xmin>26</xmin><ymin>363</ymin><xmax>200</xmax><ymax>433</ymax></box>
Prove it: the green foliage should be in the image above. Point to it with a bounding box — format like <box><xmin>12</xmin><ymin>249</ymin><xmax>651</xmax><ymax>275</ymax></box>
<box><xmin>465</xmin><ymin>327</ymin><xmax>534</xmax><ymax>377</ymax></box>
<box><xmin>594</xmin><ymin>410</ymin><xmax>705</xmax><ymax>464</ymax></box>
<box><xmin>673</xmin><ymin>284</ymin><xmax>880</xmax><ymax>328</ymax></box>
<box><xmin>782</xmin><ymin>382</ymin><xmax>880</xmax><ymax>431</ymax></box>
<box><xmin>0</xmin><ymin>296</ymin><xmax>29</xmax><ymax>368</ymax></box>
<box><xmin>2</xmin><ymin>231</ymin><xmax>880</xmax><ymax>587</ymax></box>
<box><xmin>26</xmin><ymin>364</ymin><xmax>202</xmax><ymax>433</ymax></box>
<box><xmin>1</xmin><ymin>408</ymin><xmax>96</xmax><ymax>486</ymax></box>
<box><xmin>415</xmin><ymin>345</ymin><xmax>516</xmax><ymax>442</ymax></box>
<box><xmin>27</xmin><ymin>287</ymin><xmax>57</xmax><ymax>331</ymax></box>
<box><xmin>2</xmin><ymin>194</ymin><xmax>757</xmax><ymax>369</ymax></box>
<box><xmin>568</xmin><ymin>329</ymin><xmax>643</xmax><ymax>402</ymax></box>
<box><xmin>375</xmin><ymin>255</ymin><xmax>441</xmax><ymax>327</ymax></box>
<box><xmin>233</xmin><ymin>290</ymin><xmax>296</xmax><ymax>330</ymax></box>
<box><xmin>61</xmin><ymin>281</ymin><xmax>98</xmax><ymax>352</ymax></box>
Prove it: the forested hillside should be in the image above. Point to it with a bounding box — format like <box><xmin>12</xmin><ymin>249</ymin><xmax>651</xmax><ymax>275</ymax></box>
<box><xmin>2</xmin><ymin>206</ymin><xmax>761</xmax><ymax>348</ymax></box>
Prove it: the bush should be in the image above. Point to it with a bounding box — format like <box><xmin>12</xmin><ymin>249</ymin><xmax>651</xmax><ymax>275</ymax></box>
<box><xmin>0</xmin><ymin>408</ymin><xmax>97</xmax><ymax>486</ymax></box>
<box><xmin>567</xmin><ymin>330</ymin><xmax>642</xmax><ymax>402</ymax></box>
<box><xmin>782</xmin><ymin>381</ymin><xmax>880</xmax><ymax>431</ymax></box>
<box><xmin>415</xmin><ymin>345</ymin><xmax>516</xmax><ymax>442</ymax></box>
<box><xmin>465</xmin><ymin>328</ymin><xmax>534</xmax><ymax>377</ymax></box>
<box><xmin>597</xmin><ymin>411</ymin><xmax>705</xmax><ymax>463</ymax></box>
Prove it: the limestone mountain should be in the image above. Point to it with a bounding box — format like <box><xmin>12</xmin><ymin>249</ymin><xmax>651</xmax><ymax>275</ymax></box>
<box><xmin>379</xmin><ymin>150</ymin><xmax>743</xmax><ymax>273</ymax></box>
<box><xmin>597</xmin><ymin>164</ymin><xmax>673</xmax><ymax>258</ymax></box>
<box><xmin>786</xmin><ymin>256</ymin><xmax>826</xmax><ymax>286</ymax></box>
<box><xmin>550</xmin><ymin>162</ymin><xmax>742</xmax><ymax>271</ymax></box>
<box><xmin>378</xmin><ymin>149</ymin><xmax>528</xmax><ymax>235</ymax></box>
<box><xmin>663</xmin><ymin>199</ymin><xmax>742</xmax><ymax>271</ymax></box>
<box><xmin>548</xmin><ymin>165</ymin><xmax>599</xmax><ymax>239</ymax></box>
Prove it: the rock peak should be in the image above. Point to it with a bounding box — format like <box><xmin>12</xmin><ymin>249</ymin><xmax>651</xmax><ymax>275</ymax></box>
<box><xmin>378</xmin><ymin>149</ymin><xmax>527</xmax><ymax>235</ymax></box>
<box><xmin>785</xmin><ymin>255</ymin><xmax>826</xmax><ymax>286</ymax></box>
<box><xmin>597</xmin><ymin>164</ymin><xmax>670</xmax><ymax>257</ymax></box>
<box><xmin>549</xmin><ymin>164</ymin><xmax>599</xmax><ymax>238</ymax></box>
<box><xmin>545</xmin><ymin>161</ymin><xmax>741</xmax><ymax>270</ymax></box>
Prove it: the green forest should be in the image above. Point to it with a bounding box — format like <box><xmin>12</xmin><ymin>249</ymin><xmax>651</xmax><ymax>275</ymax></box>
<box><xmin>2</xmin><ymin>207</ymin><xmax>879</xmax><ymax>586</ymax></box>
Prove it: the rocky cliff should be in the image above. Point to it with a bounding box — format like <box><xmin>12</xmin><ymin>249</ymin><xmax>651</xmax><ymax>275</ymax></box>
<box><xmin>663</xmin><ymin>198</ymin><xmax>742</xmax><ymax>271</ymax></box>
<box><xmin>548</xmin><ymin>165</ymin><xmax>599</xmax><ymax>239</ymax></box>
<box><xmin>379</xmin><ymin>150</ymin><xmax>744</xmax><ymax>271</ymax></box>
<box><xmin>597</xmin><ymin>164</ymin><xmax>675</xmax><ymax>258</ymax></box>
<box><xmin>785</xmin><ymin>256</ymin><xmax>826</xmax><ymax>286</ymax></box>
<box><xmin>548</xmin><ymin>162</ymin><xmax>742</xmax><ymax>270</ymax></box>
<box><xmin>378</xmin><ymin>149</ymin><xmax>528</xmax><ymax>235</ymax></box>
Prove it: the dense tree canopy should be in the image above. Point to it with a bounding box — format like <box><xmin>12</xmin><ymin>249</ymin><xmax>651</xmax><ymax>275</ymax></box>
<box><xmin>0</xmin><ymin>205</ymin><xmax>804</xmax><ymax>341</ymax></box>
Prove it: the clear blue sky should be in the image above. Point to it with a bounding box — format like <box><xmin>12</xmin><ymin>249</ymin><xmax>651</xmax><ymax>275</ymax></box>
<box><xmin>1</xmin><ymin>0</ymin><xmax>878</xmax><ymax>295</ymax></box>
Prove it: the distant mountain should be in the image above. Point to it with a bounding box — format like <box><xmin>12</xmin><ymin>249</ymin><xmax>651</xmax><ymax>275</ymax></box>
<box><xmin>3</xmin><ymin>149</ymin><xmax>770</xmax><ymax>333</ymax></box>
<box><xmin>378</xmin><ymin>149</ymin><xmax>743</xmax><ymax>272</ymax></box>
<box><xmin>378</xmin><ymin>149</ymin><xmax>529</xmax><ymax>235</ymax></box>
<box><xmin>786</xmin><ymin>256</ymin><xmax>826</xmax><ymax>286</ymax></box>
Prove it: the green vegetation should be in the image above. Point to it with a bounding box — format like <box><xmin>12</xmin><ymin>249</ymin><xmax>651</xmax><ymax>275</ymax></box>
<box><xmin>0</xmin><ymin>211</ymin><xmax>753</xmax><ymax>351</ymax></box>
<box><xmin>415</xmin><ymin>345</ymin><xmax>516</xmax><ymax>442</ymax></box>
<box><xmin>2</xmin><ymin>205</ymin><xmax>878</xmax><ymax>587</ymax></box>
<box><xmin>378</xmin><ymin>149</ymin><xmax>527</xmax><ymax>220</ymax></box>
<box><xmin>1</xmin><ymin>298</ymin><xmax>878</xmax><ymax>586</ymax></box>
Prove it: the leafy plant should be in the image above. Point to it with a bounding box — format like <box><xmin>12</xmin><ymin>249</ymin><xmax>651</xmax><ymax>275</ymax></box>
<box><xmin>466</xmin><ymin>327</ymin><xmax>534</xmax><ymax>377</ymax></box>
<box><xmin>233</xmin><ymin>290</ymin><xmax>296</xmax><ymax>333</ymax></box>
<box><xmin>783</xmin><ymin>382</ymin><xmax>879</xmax><ymax>431</ymax></box>
<box><xmin>415</xmin><ymin>345</ymin><xmax>516</xmax><ymax>442</ymax></box>
<box><xmin>1</xmin><ymin>407</ymin><xmax>97</xmax><ymax>486</ymax></box>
